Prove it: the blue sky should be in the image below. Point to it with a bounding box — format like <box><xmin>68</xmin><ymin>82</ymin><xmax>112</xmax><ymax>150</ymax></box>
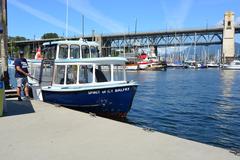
<box><xmin>7</xmin><ymin>0</ymin><xmax>240</xmax><ymax>39</ymax></box>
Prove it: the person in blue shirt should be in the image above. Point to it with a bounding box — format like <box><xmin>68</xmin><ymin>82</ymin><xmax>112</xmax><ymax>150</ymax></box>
<box><xmin>14</xmin><ymin>50</ymin><xmax>30</xmax><ymax>101</ymax></box>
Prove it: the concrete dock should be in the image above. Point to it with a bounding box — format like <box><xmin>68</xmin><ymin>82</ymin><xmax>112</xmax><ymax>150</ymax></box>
<box><xmin>0</xmin><ymin>99</ymin><xmax>238</xmax><ymax>160</ymax></box>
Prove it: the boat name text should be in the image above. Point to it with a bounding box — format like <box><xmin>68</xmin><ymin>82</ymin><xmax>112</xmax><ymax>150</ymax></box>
<box><xmin>88</xmin><ymin>87</ymin><xmax>130</xmax><ymax>95</ymax></box>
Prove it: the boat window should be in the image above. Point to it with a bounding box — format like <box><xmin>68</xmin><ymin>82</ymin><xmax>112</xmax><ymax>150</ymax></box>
<box><xmin>66</xmin><ymin>65</ymin><xmax>78</xmax><ymax>84</ymax></box>
<box><xmin>54</xmin><ymin>65</ymin><xmax>65</xmax><ymax>84</ymax></box>
<box><xmin>90</xmin><ymin>46</ymin><xmax>99</xmax><ymax>58</ymax></box>
<box><xmin>43</xmin><ymin>45</ymin><xmax>57</xmax><ymax>60</ymax></box>
<box><xmin>95</xmin><ymin>65</ymin><xmax>110</xmax><ymax>82</ymax></box>
<box><xmin>59</xmin><ymin>45</ymin><xmax>68</xmax><ymax>59</ymax></box>
<box><xmin>81</xmin><ymin>45</ymin><xmax>90</xmax><ymax>58</ymax></box>
<box><xmin>70</xmin><ymin>45</ymin><xmax>80</xmax><ymax>59</ymax></box>
<box><xmin>113</xmin><ymin>65</ymin><xmax>125</xmax><ymax>81</ymax></box>
<box><xmin>79</xmin><ymin>65</ymin><xmax>93</xmax><ymax>83</ymax></box>
<box><xmin>40</xmin><ymin>60</ymin><xmax>55</xmax><ymax>86</ymax></box>
<box><xmin>29</xmin><ymin>63</ymin><xmax>41</xmax><ymax>82</ymax></box>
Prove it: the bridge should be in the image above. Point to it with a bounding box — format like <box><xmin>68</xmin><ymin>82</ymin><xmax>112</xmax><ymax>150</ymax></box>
<box><xmin>13</xmin><ymin>26</ymin><xmax>240</xmax><ymax>53</ymax></box>
<box><xmin>11</xmin><ymin>12</ymin><xmax>240</xmax><ymax>63</ymax></box>
<box><xmin>101</xmin><ymin>26</ymin><xmax>240</xmax><ymax>51</ymax></box>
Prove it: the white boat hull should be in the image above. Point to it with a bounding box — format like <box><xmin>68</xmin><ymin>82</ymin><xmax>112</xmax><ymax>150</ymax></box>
<box><xmin>138</xmin><ymin>63</ymin><xmax>149</xmax><ymax>70</ymax></box>
<box><xmin>126</xmin><ymin>64</ymin><xmax>138</xmax><ymax>70</ymax></box>
<box><xmin>222</xmin><ymin>60</ymin><xmax>240</xmax><ymax>70</ymax></box>
<box><xmin>223</xmin><ymin>66</ymin><xmax>240</xmax><ymax>70</ymax></box>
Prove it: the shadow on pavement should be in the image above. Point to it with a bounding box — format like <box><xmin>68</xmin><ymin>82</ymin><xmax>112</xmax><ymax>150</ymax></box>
<box><xmin>4</xmin><ymin>99</ymin><xmax>35</xmax><ymax>116</ymax></box>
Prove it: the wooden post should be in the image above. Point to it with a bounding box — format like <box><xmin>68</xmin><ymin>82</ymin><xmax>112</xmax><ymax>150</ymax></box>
<box><xmin>0</xmin><ymin>0</ymin><xmax>10</xmax><ymax>89</ymax></box>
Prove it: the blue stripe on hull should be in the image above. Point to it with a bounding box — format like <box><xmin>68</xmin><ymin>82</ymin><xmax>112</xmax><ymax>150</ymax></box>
<box><xmin>42</xmin><ymin>85</ymin><xmax>137</xmax><ymax>116</ymax></box>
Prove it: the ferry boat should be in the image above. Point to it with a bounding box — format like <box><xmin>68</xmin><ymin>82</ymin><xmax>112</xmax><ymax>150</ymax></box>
<box><xmin>125</xmin><ymin>53</ymin><xmax>150</xmax><ymax>70</ymax></box>
<box><xmin>29</xmin><ymin>39</ymin><xmax>138</xmax><ymax>118</ymax></box>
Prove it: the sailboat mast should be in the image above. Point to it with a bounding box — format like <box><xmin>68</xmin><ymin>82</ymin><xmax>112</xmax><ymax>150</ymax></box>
<box><xmin>134</xmin><ymin>18</ymin><xmax>137</xmax><ymax>34</ymax></box>
<box><xmin>194</xmin><ymin>32</ymin><xmax>197</xmax><ymax>61</ymax></box>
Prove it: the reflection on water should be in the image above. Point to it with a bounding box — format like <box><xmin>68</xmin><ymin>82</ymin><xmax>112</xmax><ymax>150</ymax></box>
<box><xmin>220</xmin><ymin>70</ymin><xmax>236</xmax><ymax>98</ymax></box>
<box><xmin>218</xmin><ymin>70</ymin><xmax>240</xmax><ymax>110</ymax></box>
<box><xmin>127</xmin><ymin>69</ymin><xmax>240</xmax><ymax>150</ymax></box>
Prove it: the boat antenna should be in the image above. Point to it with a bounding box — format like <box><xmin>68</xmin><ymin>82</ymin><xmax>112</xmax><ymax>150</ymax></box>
<box><xmin>65</xmin><ymin>0</ymin><xmax>69</xmax><ymax>39</ymax></box>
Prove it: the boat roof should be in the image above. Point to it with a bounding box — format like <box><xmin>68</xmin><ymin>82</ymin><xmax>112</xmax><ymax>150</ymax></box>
<box><xmin>43</xmin><ymin>39</ymin><xmax>99</xmax><ymax>46</ymax></box>
<box><xmin>54</xmin><ymin>57</ymin><xmax>127</xmax><ymax>65</ymax></box>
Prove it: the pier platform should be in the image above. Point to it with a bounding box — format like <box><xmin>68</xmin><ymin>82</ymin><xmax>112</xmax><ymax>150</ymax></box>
<box><xmin>0</xmin><ymin>99</ymin><xmax>238</xmax><ymax>160</ymax></box>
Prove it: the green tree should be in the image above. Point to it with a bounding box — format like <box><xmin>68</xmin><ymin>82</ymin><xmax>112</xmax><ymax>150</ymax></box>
<box><xmin>8</xmin><ymin>36</ymin><xmax>28</xmax><ymax>58</ymax></box>
<box><xmin>8</xmin><ymin>36</ymin><xmax>27</xmax><ymax>41</ymax></box>
<box><xmin>41</xmin><ymin>33</ymin><xmax>59</xmax><ymax>39</ymax></box>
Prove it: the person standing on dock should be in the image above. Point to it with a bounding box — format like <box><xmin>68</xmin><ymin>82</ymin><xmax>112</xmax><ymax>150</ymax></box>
<box><xmin>14</xmin><ymin>51</ymin><xmax>30</xmax><ymax>101</ymax></box>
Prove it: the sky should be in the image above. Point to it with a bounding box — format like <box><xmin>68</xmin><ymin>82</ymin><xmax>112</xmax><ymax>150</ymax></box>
<box><xmin>7</xmin><ymin>0</ymin><xmax>240</xmax><ymax>39</ymax></box>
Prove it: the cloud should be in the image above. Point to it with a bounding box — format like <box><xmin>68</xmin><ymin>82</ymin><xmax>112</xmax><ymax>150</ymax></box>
<box><xmin>8</xmin><ymin>0</ymin><xmax>81</xmax><ymax>35</ymax></box>
<box><xmin>55</xmin><ymin>0</ymin><xmax>127</xmax><ymax>33</ymax></box>
<box><xmin>160</xmin><ymin>0</ymin><xmax>193</xmax><ymax>29</ymax></box>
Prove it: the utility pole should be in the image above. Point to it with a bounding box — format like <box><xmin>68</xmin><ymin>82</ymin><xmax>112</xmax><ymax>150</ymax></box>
<box><xmin>0</xmin><ymin>0</ymin><xmax>10</xmax><ymax>89</ymax></box>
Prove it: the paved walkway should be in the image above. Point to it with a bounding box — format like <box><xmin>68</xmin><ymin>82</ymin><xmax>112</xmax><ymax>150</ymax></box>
<box><xmin>0</xmin><ymin>99</ymin><xmax>238</xmax><ymax>160</ymax></box>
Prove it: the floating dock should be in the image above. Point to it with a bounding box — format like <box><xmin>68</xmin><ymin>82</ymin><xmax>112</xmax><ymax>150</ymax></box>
<box><xmin>0</xmin><ymin>99</ymin><xmax>238</xmax><ymax>160</ymax></box>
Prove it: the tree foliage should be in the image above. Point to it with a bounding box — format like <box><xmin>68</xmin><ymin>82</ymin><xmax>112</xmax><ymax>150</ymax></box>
<box><xmin>8</xmin><ymin>36</ymin><xmax>27</xmax><ymax>41</ymax></box>
<box><xmin>41</xmin><ymin>33</ymin><xmax>59</xmax><ymax>39</ymax></box>
<box><xmin>8</xmin><ymin>36</ymin><xmax>28</xmax><ymax>58</ymax></box>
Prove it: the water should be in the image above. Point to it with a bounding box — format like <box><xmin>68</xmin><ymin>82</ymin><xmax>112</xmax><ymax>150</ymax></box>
<box><xmin>126</xmin><ymin>69</ymin><xmax>240</xmax><ymax>150</ymax></box>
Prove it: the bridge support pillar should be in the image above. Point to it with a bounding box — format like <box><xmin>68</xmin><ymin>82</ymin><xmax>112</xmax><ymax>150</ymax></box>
<box><xmin>222</xmin><ymin>11</ymin><xmax>235</xmax><ymax>64</ymax></box>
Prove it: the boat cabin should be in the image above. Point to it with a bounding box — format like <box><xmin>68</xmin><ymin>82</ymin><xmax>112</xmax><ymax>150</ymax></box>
<box><xmin>42</xmin><ymin>39</ymin><xmax>100</xmax><ymax>60</ymax></box>
<box><xmin>29</xmin><ymin>40</ymin><xmax>129</xmax><ymax>87</ymax></box>
<box><xmin>51</xmin><ymin>58</ymin><xmax>127</xmax><ymax>86</ymax></box>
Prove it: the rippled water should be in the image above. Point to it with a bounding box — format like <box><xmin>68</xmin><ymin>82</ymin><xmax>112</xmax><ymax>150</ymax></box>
<box><xmin>126</xmin><ymin>69</ymin><xmax>240</xmax><ymax>150</ymax></box>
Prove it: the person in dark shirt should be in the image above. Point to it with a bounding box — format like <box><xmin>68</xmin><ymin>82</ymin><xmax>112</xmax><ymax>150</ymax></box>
<box><xmin>14</xmin><ymin>51</ymin><xmax>30</xmax><ymax>101</ymax></box>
